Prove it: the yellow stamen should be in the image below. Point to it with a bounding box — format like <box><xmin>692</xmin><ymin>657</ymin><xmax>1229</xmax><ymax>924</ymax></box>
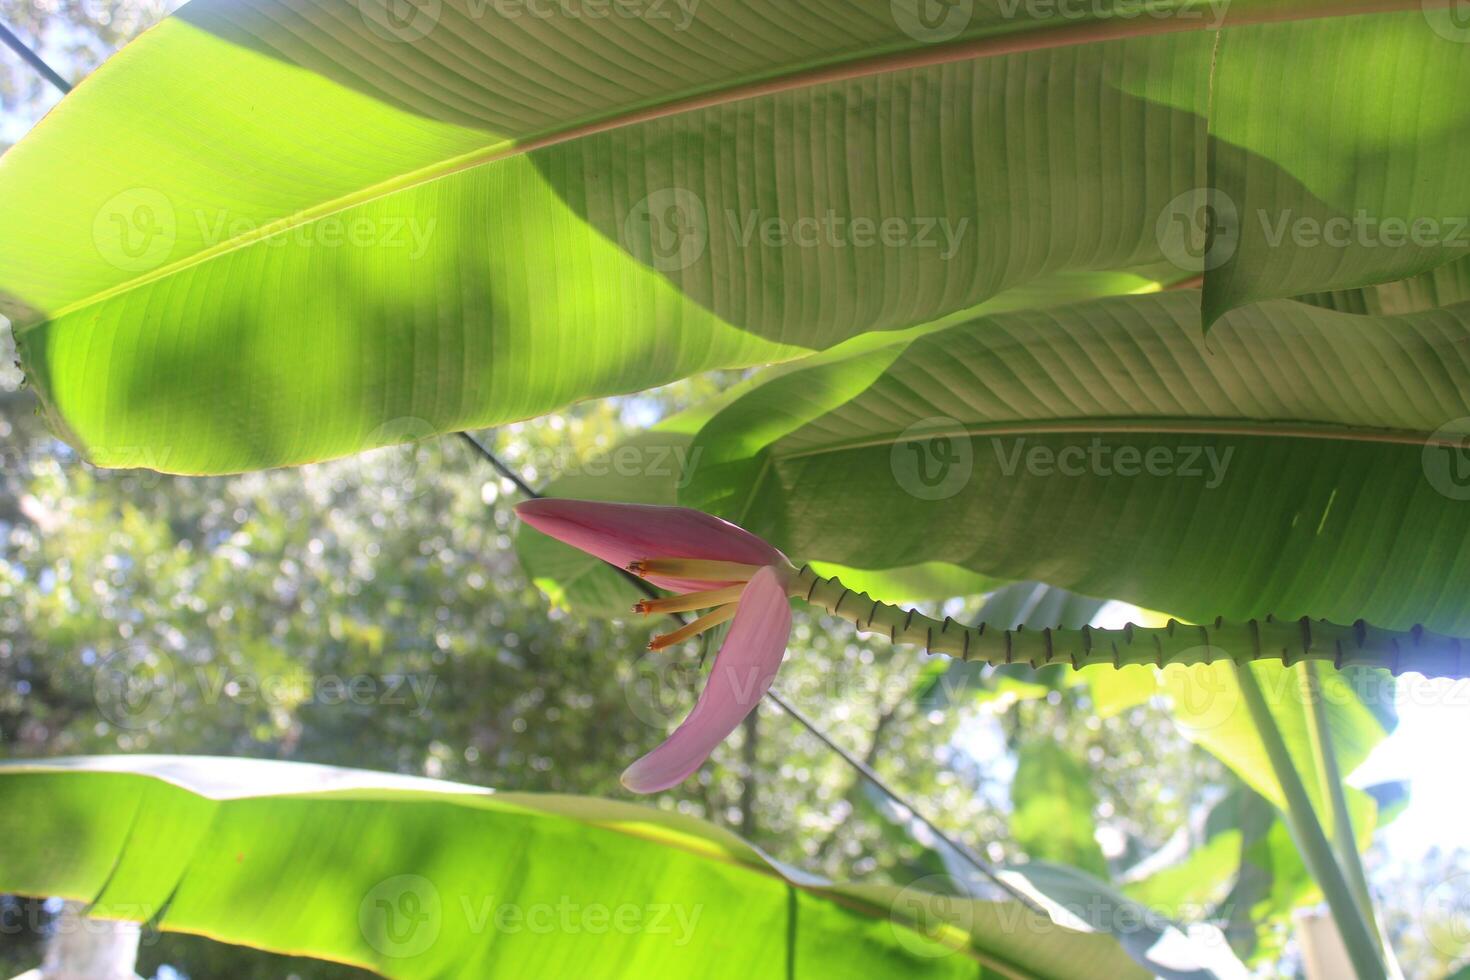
<box><xmin>627</xmin><ymin>558</ymin><xmax>764</xmax><ymax>582</ymax></box>
<box><xmin>633</xmin><ymin>585</ymin><xmax>746</xmax><ymax>616</ymax></box>
<box><xmin>648</xmin><ymin>603</ymin><xmax>738</xmax><ymax>650</ymax></box>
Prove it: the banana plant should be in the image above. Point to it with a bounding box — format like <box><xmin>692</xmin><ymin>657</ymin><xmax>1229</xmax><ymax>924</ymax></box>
<box><xmin>4</xmin><ymin>1</ymin><xmax>1469</xmax><ymax>977</ymax></box>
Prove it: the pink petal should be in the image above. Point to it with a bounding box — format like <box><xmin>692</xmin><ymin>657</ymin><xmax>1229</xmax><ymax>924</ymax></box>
<box><xmin>621</xmin><ymin>566</ymin><xmax>792</xmax><ymax>794</ymax></box>
<box><xmin>515</xmin><ymin>499</ymin><xmax>785</xmax><ymax>593</ymax></box>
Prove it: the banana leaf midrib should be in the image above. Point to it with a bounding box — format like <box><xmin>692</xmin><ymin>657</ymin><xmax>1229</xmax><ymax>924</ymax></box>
<box><xmin>775</xmin><ymin>417</ymin><xmax>1452</xmax><ymax>463</ymax></box>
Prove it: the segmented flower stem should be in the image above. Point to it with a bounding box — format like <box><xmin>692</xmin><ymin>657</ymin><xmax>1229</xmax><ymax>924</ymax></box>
<box><xmin>795</xmin><ymin>566</ymin><xmax>1470</xmax><ymax>679</ymax></box>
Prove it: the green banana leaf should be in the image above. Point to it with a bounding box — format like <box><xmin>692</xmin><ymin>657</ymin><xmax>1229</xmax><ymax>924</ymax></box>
<box><xmin>0</xmin><ymin>755</ymin><xmax>1155</xmax><ymax>979</ymax></box>
<box><xmin>2</xmin><ymin>0</ymin><xmax>1460</xmax><ymax>473</ymax></box>
<box><xmin>1203</xmin><ymin>16</ymin><xmax>1470</xmax><ymax>322</ymax></box>
<box><xmin>516</xmin><ymin>271</ymin><xmax>1163</xmax><ymax>615</ymax></box>
<box><xmin>680</xmin><ymin>290</ymin><xmax>1470</xmax><ymax>636</ymax></box>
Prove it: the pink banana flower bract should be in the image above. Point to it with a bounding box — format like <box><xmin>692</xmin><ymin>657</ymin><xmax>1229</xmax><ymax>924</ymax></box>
<box><xmin>515</xmin><ymin>499</ymin><xmax>797</xmax><ymax>793</ymax></box>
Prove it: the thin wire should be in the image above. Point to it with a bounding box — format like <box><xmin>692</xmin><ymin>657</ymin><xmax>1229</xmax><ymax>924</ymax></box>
<box><xmin>462</xmin><ymin>429</ymin><xmax>1042</xmax><ymax>911</ymax></box>
<box><xmin>762</xmin><ymin>689</ymin><xmax>1038</xmax><ymax>910</ymax></box>
<box><xmin>458</xmin><ymin>431</ymin><xmax>539</xmax><ymax>498</ymax></box>
<box><xmin>0</xmin><ymin>22</ymin><xmax>71</xmax><ymax>95</ymax></box>
<box><xmin>0</xmin><ymin>32</ymin><xmax>1037</xmax><ymax>912</ymax></box>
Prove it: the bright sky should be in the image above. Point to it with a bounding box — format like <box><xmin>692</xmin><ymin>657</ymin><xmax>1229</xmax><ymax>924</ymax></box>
<box><xmin>1354</xmin><ymin>676</ymin><xmax>1470</xmax><ymax>856</ymax></box>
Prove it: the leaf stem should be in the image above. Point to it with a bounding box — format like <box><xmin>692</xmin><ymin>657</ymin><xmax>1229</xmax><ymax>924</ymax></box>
<box><xmin>796</xmin><ymin>567</ymin><xmax>1470</xmax><ymax>679</ymax></box>
<box><xmin>1235</xmin><ymin>664</ymin><xmax>1386</xmax><ymax>980</ymax></box>
<box><xmin>1300</xmin><ymin>662</ymin><xmax>1397</xmax><ymax>974</ymax></box>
